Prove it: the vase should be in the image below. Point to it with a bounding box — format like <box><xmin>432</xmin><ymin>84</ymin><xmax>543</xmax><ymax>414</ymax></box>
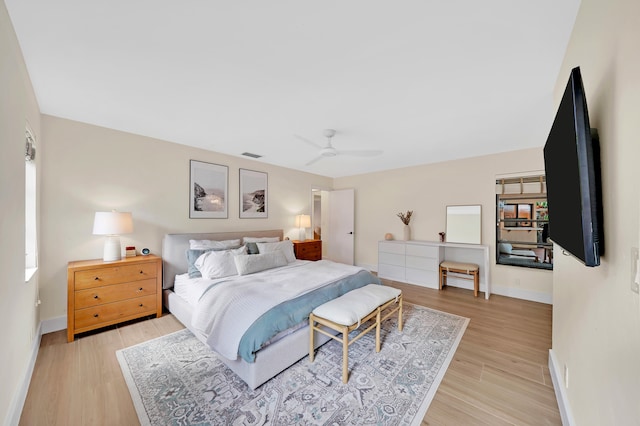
<box><xmin>403</xmin><ymin>224</ymin><xmax>411</xmax><ymax>241</ymax></box>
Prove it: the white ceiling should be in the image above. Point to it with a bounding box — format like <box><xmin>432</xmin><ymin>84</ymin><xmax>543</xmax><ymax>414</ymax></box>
<box><xmin>5</xmin><ymin>1</ymin><xmax>580</xmax><ymax>178</ymax></box>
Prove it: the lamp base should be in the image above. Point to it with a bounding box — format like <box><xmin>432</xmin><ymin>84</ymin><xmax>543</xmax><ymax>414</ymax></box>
<box><xmin>299</xmin><ymin>228</ymin><xmax>306</xmax><ymax>241</ymax></box>
<box><xmin>103</xmin><ymin>235</ymin><xmax>122</xmax><ymax>262</ymax></box>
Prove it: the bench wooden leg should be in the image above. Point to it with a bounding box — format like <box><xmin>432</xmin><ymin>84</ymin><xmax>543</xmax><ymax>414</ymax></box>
<box><xmin>398</xmin><ymin>295</ymin><xmax>403</xmax><ymax>331</ymax></box>
<box><xmin>342</xmin><ymin>325</ymin><xmax>349</xmax><ymax>384</ymax></box>
<box><xmin>375</xmin><ymin>307</ymin><xmax>381</xmax><ymax>352</ymax></box>
<box><xmin>474</xmin><ymin>271</ymin><xmax>479</xmax><ymax>297</ymax></box>
<box><xmin>309</xmin><ymin>314</ymin><xmax>315</xmax><ymax>362</ymax></box>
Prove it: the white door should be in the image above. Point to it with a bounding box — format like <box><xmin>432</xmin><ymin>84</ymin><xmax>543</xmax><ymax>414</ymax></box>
<box><xmin>326</xmin><ymin>188</ymin><xmax>355</xmax><ymax>264</ymax></box>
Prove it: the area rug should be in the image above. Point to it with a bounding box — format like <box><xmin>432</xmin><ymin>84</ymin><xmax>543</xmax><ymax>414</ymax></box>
<box><xmin>116</xmin><ymin>304</ymin><xmax>468</xmax><ymax>425</ymax></box>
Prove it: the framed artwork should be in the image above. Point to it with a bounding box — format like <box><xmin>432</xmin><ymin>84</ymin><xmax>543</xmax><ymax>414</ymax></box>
<box><xmin>239</xmin><ymin>168</ymin><xmax>268</xmax><ymax>218</ymax></box>
<box><xmin>189</xmin><ymin>160</ymin><xmax>228</xmax><ymax>218</ymax></box>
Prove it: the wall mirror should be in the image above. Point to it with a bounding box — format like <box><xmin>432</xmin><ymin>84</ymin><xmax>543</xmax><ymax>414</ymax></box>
<box><xmin>446</xmin><ymin>205</ymin><xmax>482</xmax><ymax>244</ymax></box>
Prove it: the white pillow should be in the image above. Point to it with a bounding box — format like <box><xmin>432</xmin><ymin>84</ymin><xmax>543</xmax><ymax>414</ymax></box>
<box><xmin>242</xmin><ymin>236</ymin><xmax>280</xmax><ymax>243</ymax></box>
<box><xmin>189</xmin><ymin>239</ymin><xmax>241</xmax><ymax>250</ymax></box>
<box><xmin>194</xmin><ymin>246</ymin><xmax>247</xmax><ymax>279</ymax></box>
<box><xmin>256</xmin><ymin>240</ymin><xmax>296</xmax><ymax>263</ymax></box>
<box><xmin>234</xmin><ymin>251</ymin><xmax>288</xmax><ymax>276</ymax></box>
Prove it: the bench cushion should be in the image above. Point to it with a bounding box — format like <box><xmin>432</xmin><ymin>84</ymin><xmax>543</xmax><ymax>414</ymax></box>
<box><xmin>440</xmin><ymin>261</ymin><xmax>479</xmax><ymax>272</ymax></box>
<box><xmin>312</xmin><ymin>284</ymin><xmax>401</xmax><ymax>326</ymax></box>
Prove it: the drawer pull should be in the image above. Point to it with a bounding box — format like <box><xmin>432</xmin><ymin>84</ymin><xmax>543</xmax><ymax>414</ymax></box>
<box><xmin>139</xmin><ymin>270</ymin><xmax>144</xmax><ymax>274</ymax></box>
<box><xmin>93</xmin><ymin>314</ymin><xmax>99</xmax><ymax>318</ymax></box>
<box><xmin>139</xmin><ymin>303</ymin><xmax>143</xmax><ymax>307</ymax></box>
<box><xmin>93</xmin><ymin>295</ymin><xmax>99</xmax><ymax>299</ymax></box>
<box><xmin>139</xmin><ymin>287</ymin><xmax>143</xmax><ymax>291</ymax></box>
<box><xmin>94</xmin><ymin>277</ymin><xmax>100</xmax><ymax>280</ymax></box>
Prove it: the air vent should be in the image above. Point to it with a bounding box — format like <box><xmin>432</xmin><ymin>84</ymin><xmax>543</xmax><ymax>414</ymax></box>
<box><xmin>242</xmin><ymin>152</ymin><xmax>262</xmax><ymax>159</ymax></box>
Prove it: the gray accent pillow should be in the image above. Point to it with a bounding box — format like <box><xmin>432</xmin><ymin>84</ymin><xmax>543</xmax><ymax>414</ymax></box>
<box><xmin>245</xmin><ymin>242</ymin><xmax>259</xmax><ymax>255</ymax></box>
<box><xmin>498</xmin><ymin>242</ymin><xmax>513</xmax><ymax>254</ymax></box>
<box><xmin>234</xmin><ymin>251</ymin><xmax>288</xmax><ymax>276</ymax></box>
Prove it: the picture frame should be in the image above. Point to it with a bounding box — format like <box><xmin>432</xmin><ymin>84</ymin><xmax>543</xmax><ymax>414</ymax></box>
<box><xmin>239</xmin><ymin>168</ymin><xmax>268</xmax><ymax>218</ymax></box>
<box><xmin>189</xmin><ymin>160</ymin><xmax>228</xmax><ymax>219</ymax></box>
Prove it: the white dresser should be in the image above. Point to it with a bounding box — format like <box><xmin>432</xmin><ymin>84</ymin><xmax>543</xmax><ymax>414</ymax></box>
<box><xmin>378</xmin><ymin>240</ymin><xmax>491</xmax><ymax>299</ymax></box>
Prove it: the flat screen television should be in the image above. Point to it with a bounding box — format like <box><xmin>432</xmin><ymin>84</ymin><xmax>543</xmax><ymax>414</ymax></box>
<box><xmin>543</xmin><ymin>66</ymin><xmax>604</xmax><ymax>267</ymax></box>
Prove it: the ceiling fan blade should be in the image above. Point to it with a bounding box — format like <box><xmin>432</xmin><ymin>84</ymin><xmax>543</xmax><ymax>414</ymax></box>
<box><xmin>294</xmin><ymin>134</ymin><xmax>324</xmax><ymax>149</ymax></box>
<box><xmin>305</xmin><ymin>156</ymin><xmax>324</xmax><ymax>166</ymax></box>
<box><xmin>336</xmin><ymin>149</ymin><xmax>383</xmax><ymax>157</ymax></box>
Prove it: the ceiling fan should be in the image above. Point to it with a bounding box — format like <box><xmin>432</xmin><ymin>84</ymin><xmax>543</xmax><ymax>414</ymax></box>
<box><xmin>295</xmin><ymin>129</ymin><xmax>383</xmax><ymax>166</ymax></box>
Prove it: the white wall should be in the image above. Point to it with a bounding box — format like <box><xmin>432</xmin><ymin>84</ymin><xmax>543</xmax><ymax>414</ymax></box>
<box><xmin>39</xmin><ymin>116</ymin><xmax>332</xmax><ymax>321</ymax></box>
<box><xmin>0</xmin><ymin>1</ymin><xmax>42</xmax><ymax>424</ymax></box>
<box><xmin>550</xmin><ymin>0</ymin><xmax>640</xmax><ymax>423</ymax></box>
<box><xmin>334</xmin><ymin>148</ymin><xmax>553</xmax><ymax>302</ymax></box>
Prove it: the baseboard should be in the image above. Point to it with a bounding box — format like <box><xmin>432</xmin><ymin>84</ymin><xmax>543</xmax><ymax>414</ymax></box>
<box><xmin>548</xmin><ymin>349</ymin><xmax>575</xmax><ymax>425</ymax></box>
<box><xmin>490</xmin><ymin>283</ymin><xmax>552</xmax><ymax>304</ymax></box>
<box><xmin>5</xmin><ymin>322</ymin><xmax>42</xmax><ymax>426</ymax></box>
<box><xmin>41</xmin><ymin>315</ymin><xmax>66</xmax><ymax>334</ymax></box>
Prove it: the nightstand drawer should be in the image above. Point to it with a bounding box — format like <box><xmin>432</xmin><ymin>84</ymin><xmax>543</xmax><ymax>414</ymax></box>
<box><xmin>293</xmin><ymin>240</ymin><xmax>322</xmax><ymax>261</ymax></box>
<box><xmin>74</xmin><ymin>263</ymin><xmax>157</xmax><ymax>290</ymax></box>
<box><xmin>74</xmin><ymin>279</ymin><xmax>157</xmax><ymax>309</ymax></box>
<box><xmin>74</xmin><ymin>295</ymin><xmax>157</xmax><ymax>331</ymax></box>
<box><xmin>297</xmin><ymin>242</ymin><xmax>320</xmax><ymax>256</ymax></box>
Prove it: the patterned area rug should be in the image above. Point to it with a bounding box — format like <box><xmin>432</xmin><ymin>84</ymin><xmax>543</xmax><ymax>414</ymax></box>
<box><xmin>116</xmin><ymin>304</ymin><xmax>468</xmax><ymax>425</ymax></box>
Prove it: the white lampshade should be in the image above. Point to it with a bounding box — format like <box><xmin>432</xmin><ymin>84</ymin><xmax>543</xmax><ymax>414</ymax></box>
<box><xmin>294</xmin><ymin>214</ymin><xmax>311</xmax><ymax>228</ymax></box>
<box><xmin>93</xmin><ymin>211</ymin><xmax>134</xmax><ymax>261</ymax></box>
<box><xmin>295</xmin><ymin>214</ymin><xmax>311</xmax><ymax>240</ymax></box>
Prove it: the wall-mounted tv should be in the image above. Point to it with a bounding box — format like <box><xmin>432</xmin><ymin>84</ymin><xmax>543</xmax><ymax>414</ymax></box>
<box><xmin>543</xmin><ymin>66</ymin><xmax>604</xmax><ymax>267</ymax></box>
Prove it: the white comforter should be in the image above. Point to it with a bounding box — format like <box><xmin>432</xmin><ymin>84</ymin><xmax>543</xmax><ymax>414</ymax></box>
<box><xmin>191</xmin><ymin>260</ymin><xmax>364</xmax><ymax>360</ymax></box>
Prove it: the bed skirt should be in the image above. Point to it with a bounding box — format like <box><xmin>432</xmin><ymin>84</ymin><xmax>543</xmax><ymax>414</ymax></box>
<box><xmin>164</xmin><ymin>289</ymin><xmax>336</xmax><ymax>389</ymax></box>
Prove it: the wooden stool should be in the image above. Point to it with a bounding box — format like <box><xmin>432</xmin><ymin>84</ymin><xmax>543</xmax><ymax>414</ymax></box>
<box><xmin>309</xmin><ymin>284</ymin><xmax>403</xmax><ymax>383</ymax></box>
<box><xmin>439</xmin><ymin>261</ymin><xmax>480</xmax><ymax>297</ymax></box>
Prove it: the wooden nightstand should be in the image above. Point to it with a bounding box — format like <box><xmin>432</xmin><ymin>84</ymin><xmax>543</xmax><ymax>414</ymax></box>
<box><xmin>67</xmin><ymin>254</ymin><xmax>162</xmax><ymax>342</ymax></box>
<box><xmin>292</xmin><ymin>239</ymin><xmax>322</xmax><ymax>261</ymax></box>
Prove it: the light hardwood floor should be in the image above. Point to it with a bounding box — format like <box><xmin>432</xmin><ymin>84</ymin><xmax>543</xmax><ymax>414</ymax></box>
<box><xmin>20</xmin><ymin>282</ymin><xmax>560</xmax><ymax>425</ymax></box>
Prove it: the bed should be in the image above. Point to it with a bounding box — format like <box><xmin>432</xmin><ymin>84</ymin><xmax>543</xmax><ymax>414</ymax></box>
<box><xmin>498</xmin><ymin>242</ymin><xmax>539</xmax><ymax>262</ymax></box>
<box><xmin>161</xmin><ymin>230</ymin><xmax>380</xmax><ymax>389</ymax></box>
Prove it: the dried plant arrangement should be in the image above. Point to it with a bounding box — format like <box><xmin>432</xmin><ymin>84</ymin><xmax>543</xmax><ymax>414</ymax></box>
<box><xmin>397</xmin><ymin>210</ymin><xmax>413</xmax><ymax>225</ymax></box>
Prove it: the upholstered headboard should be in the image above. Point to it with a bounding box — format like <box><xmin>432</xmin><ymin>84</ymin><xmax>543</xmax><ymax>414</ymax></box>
<box><xmin>161</xmin><ymin>229</ymin><xmax>284</xmax><ymax>289</ymax></box>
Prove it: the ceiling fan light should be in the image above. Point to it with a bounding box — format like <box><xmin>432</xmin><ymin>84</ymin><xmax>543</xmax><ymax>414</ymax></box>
<box><xmin>321</xmin><ymin>147</ymin><xmax>338</xmax><ymax>157</ymax></box>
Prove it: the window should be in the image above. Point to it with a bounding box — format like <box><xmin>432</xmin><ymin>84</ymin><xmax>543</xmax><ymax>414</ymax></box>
<box><xmin>496</xmin><ymin>175</ymin><xmax>552</xmax><ymax>270</ymax></box>
<box><xmin>25</xmin><ymin>127</ymin><xmax>37</xmax><ymax>281</ymax></box>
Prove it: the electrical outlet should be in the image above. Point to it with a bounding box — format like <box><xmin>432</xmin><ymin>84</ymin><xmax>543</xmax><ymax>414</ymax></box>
<box><xmin>632</xmin><ymin>247</ymin><xmax>639</xmax><ymax>294</ymax></box>
<box><xmin>564</xmin><ymin>364</ymin><xmax>569</xmax><ymax>388</ymax></box>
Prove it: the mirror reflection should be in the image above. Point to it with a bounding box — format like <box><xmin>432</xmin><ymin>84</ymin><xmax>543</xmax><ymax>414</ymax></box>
<box><xmin>446</xmin><ymin>205</ymin><xmax>481</xmax><ymax>244</ymax></box>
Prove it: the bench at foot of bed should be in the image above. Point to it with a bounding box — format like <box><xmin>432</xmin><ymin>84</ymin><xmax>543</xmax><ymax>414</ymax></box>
<box><xmin>309</xmin><ymin>284</ymin><xmax>403</xmax><ymax>384</ymax></box>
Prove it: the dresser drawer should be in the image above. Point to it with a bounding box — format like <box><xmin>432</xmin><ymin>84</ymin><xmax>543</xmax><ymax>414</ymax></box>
<box><xmin>406</xmin><ymin>243</ymin><xmax>440</xmax><ymax>258</ymax></box>
<box><xmin>378</xmin><ymin>263</ymin><xmax>405</xmax><ymax>281</ymax></box>
<box><xmin>74</xmin><ymin>279</ymin><xmax>157</xmax><ymax>309</ymax></box>
<box><xmin>74</xmin><ymin>295</ymin><xmax>157</xmax><ymax>331</ymax></box>
<box><xmin>379</xmin><ymin>241</ymin><xmax>405</xmax><ymax>255</ymax></box>
<box><xmin>379</xmin><ymin>252</ymin><xmax>405</xmax><ymax>267</ymax></box>
<box><xmin>405</xmin><ymin>255</ymin><xmax>440</xmax><ymax>271</ymax></box>
<box><xmin>74</xmin><ymin>263</ymin><xmax>157</xmax><ymax>290</ymax></box>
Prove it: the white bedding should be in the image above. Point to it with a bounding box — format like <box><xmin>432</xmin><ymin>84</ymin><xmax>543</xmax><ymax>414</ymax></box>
<box><xmin>186</xmin><ymin>259</ymin><xmax>364</xmax><ymax>360</ymax></box>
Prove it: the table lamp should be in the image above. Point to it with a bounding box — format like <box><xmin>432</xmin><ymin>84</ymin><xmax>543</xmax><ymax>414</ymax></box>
<box><xmin>93</xmin><ymin>211</ymin><xmax>134</xmax><ymax>261</ymax></box>
<box><xmin>295</xmin><ymin>214</ymin><xmax>311</xmax><ymax>241</ymax></box>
